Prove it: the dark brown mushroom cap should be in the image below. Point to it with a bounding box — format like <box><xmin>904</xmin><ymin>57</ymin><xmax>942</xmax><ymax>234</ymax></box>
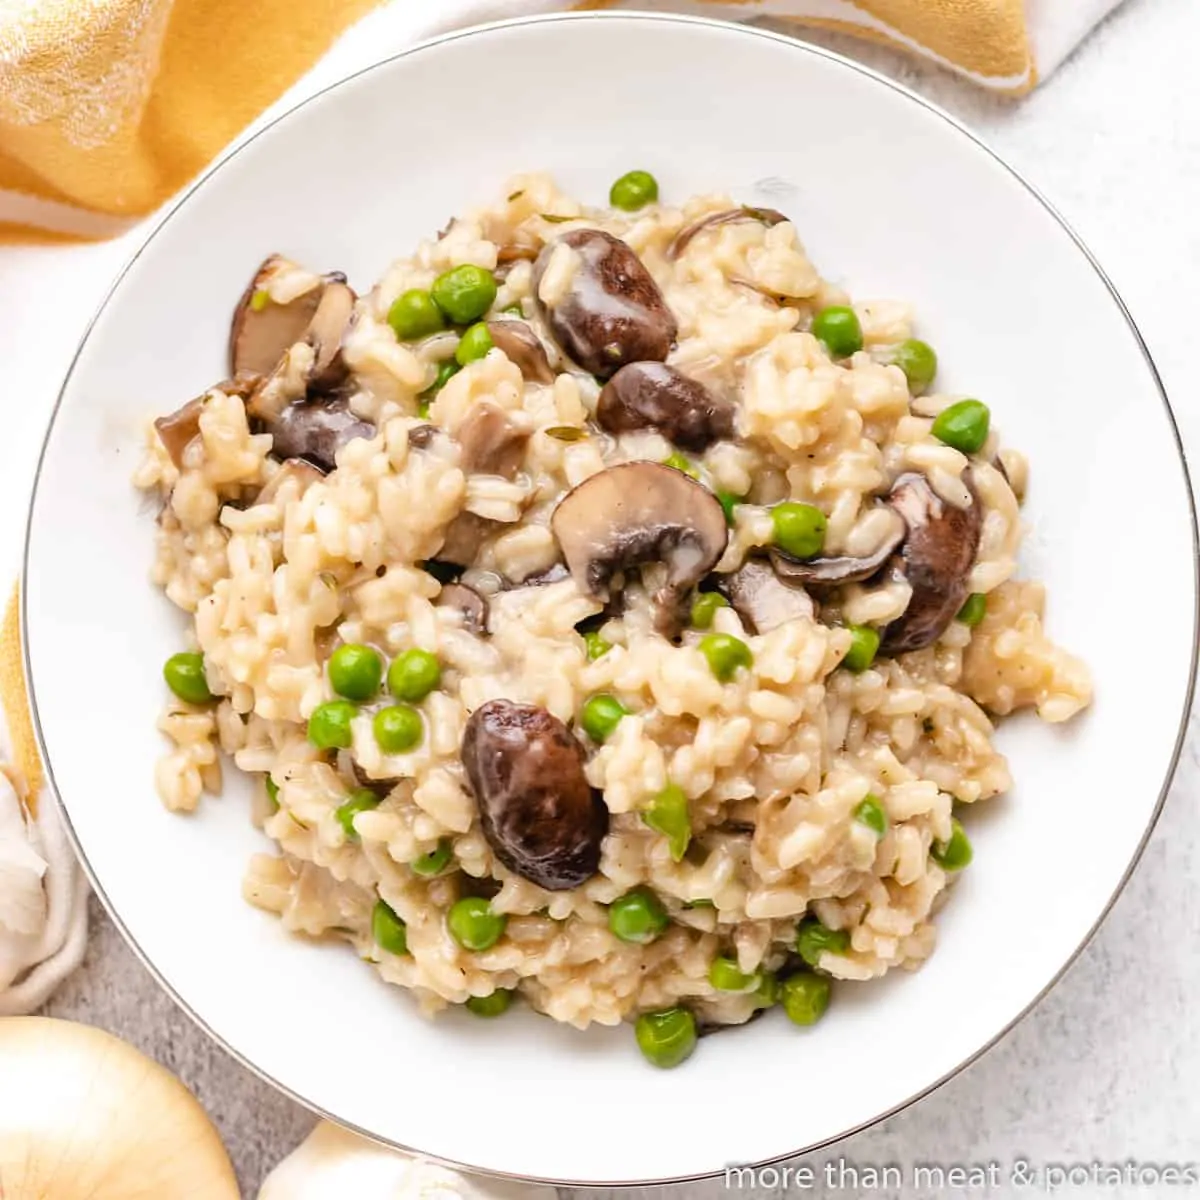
<box><xmin>255</xmin><ymin>458</ymin><xmax>325</xmax><ymax>505</ymax></box>
<box><xmin>597</xmin><ymin>362</ymin><xmax>736</xmax><ymax>453</ymax></box>
<box><xmin>436</xmin><ymin>582</ymin><xmax>489</xmax><ymax>636</ymax></box>
<box><xmin>462</xmin><ymin>699</ymin><xmax>608</xmax><ymax>890</ymax></box>
<box><xmin>532</xmin><ymin>230</ymin><xmax>676</xmax><ymax>379</ymax></box>
<box><xmin>485</xmin><ymin>320</ymin><xmax>555</xmax><ymax>385</ymax></box>
<box><xmin>666</xmin><ymin>207</ymin><xmax>789</xmax><ymax>260</ymax></box>
<box><xmin>720</xmin><ymin>559</ymin><xmax>814</xmax><ymax>633</ymax></box>
<box><xmin>880</xmin><ymin>473</ymin><xmax>983</xmax><ymax>655</ymax></box>
<box><xmin>769</xmin><ymin>508</ymin><xmax>906</xmax><ymax>589</ymax></box>
<box><xmin>268</xmin><ymin>398</ymin><xmax>375</xmax><ymax>472</ymax></box>
<box><xmin>550</xmin><ymin>462</ymin><xmax>728</xmax><ymax>635</ymax></box>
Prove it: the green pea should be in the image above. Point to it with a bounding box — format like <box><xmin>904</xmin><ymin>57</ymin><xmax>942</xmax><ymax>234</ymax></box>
<box><xmin>583</xmin><ymin>630</ymin><xmax>612</xmax><ymax>660</ymax></box>
<box><xmin>447</xmin><ymin>896</ymin><xmax>507</xmax><ymax>951</ymax></box>
<box><xmin>455</xmin><ymin>322</ymin><xmax>493</xmax><ymax>366</ymax></box>
<box><xmin>699</xmin><ymin>633</ymin><xmax>753</xmax><ymax>682</ymax></box>
<box><xmin>717</xmin><ymin>491</ymin><xmax>741</xmax><ymax>525</ymax></box>
<box><xmin>264</xmin><ymin>775</ymin><xmax>280</xmax><ymax>812</ymax></box>
<box><xmin>466</xmin><ymin>989</ymin><xmax>512</xmax><ymax>1017</ymax></box>
<box><xmin>387</xmin><ymin>649</ymin><xmax>441</xmax><ymax>702</ymax></box>
<box><xmin>690</xmin><ymin>591</ymin><xmax>729</xmax><ymax>630</ymax></box>
<box><xmin>709</xmin><ymin>955</ymin><xmax>761</xmax><ymax>993</ymax></box>
<box><xmin>753</xmin><ymin>972</ymin><xmax>780</xmax><ymax>1009</ymax></box>
<box><xmin>634</xmin><ymin>1007</ymin><xmax>696</xmax><ymax>1069</ymax></box>
<box><xmin>780</xmin><ymin>971</ymin><xmax>831</xmax><ymax>1026</ymax></box>
<box><xmin>328</xmin><ymin>643</ymin><xmax>383</xmax><ymax>701</ymax></box>
<box><xmin>374</xmin><ymin>704</ymin><xmax>423</xmax><ymax>754</ymax></box>
<box><xmin>642</xmin><ymin>784</ymin><xmax>691</xmax><ymax>862</ymax></box>
<box><xmin>853</xmin><ymin>793</ymin><xmax>888</xmax><ymax>838</ymax></box>
<box><xmin>430</xmin><ymin>264</ymin><xmax>497</xmax><ymax>325</ymax></box>
<box><xmin>683</xmin><ymin>898</ymin><xmax>714</xmax><ymax>910</ymax></box>
<box><xmin>771</xmin><ymin>501</ymin><xmax>827</xmax><ymax>559</ymax></box>
<box><xmin>372</xmin><ymin>899</ymin><xmax>409</xmax><ymax>956</ymax></box>
<box><xmin>663</xmin><ymin>452</ymin><xmax>699</xmax><ymax>478</ymax></box>
<box><xmin>500</xmin><ymin>302</ymin><xmax>524</xmax><ymax>316</ymax></box>
<box><xmin>609</xmin><ymin>170</ymin><xmax>659</xmax><ymax>212</ymax></box>
<box><xmin>893</xmin><ymin>338</ymin><xmax>938</xmax><ymax>394</ymax></box>
<box><xmin>795</xmin><ymin>917</ymin><xmax>851</xmax><ymax>968</ymax></box>
<box><xmin>335</xmin><ymin>788</ymin><xmax>381</xmax><ymax>840</ymax></box>
<box><xmin>957</xmin><ymin>593</ymin><xmax>987</xmax><ymax>627</ymax></box>
<box><xmin>580</xmin><ymin>693</ymin><xmax>627</xmax><ymax>743</ymax></box>
<box><xmin>843</xmin><ymin>624</ymin><xmax>880</xmax><ymax>673</ymax></box>
<box><xmin>931</xmin><ymin>399</ymin><xmax>990</xmax><ymax>455</ymax></box>
<box><xmin>307</xmin><ymin>700</ymin><xmax>357</xmax><ymax>750</ymax></box>
<box><xmin>163</xmin><ymin>652</ymin><xmax>213</xmax><ymax>705</ymax></box>
<box><xmin>811</xmin><ymin>305</ymin><xmax>863</xmax><ymax>358</ymax></box>
<box><xmin>422</xmin><ymin>359</ymin><xmax>460</xmax><ymax>399</ymax></box>
<box><xmin>608</xmin><ymin>888</ymin><xmax>669</xmax><ymax>945</ymax></box>
<box><xmin>932</xmin><ymin>818</ymin><xmax>973</xmax><ymax>871</ymax></box>
<box><xmin>411</xmin><ymin>838</ymin><xmax>453</xmax><ymax>877</ymax></box>
<box><xmin>387</xmin><ymin>289</ymin><xmax>445</xmax><ymax>341</ymax></box>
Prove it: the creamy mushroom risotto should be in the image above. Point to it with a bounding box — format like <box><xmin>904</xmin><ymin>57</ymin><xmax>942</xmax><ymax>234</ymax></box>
<box><xmin>136</xmin><ymin>171</ymin><xmax>1092</xmax><ymax>1067</ymax></box>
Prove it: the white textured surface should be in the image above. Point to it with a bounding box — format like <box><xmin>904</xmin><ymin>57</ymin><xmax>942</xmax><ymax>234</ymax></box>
<box><xmin>2</xmin><ymin>0</ymin><xmax>1197</xmax><ymax>1194</ymax></box>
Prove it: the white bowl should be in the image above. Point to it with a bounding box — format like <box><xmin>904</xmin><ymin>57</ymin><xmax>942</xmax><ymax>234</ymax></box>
<box><xmin>23</xmin><ymin>12</ymin><xmax>1196</xmax><ymax>1186</ymax></box>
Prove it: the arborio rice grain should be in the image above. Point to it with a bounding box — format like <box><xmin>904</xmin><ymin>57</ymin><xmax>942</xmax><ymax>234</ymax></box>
<box><xmin>138</xmin><ymin>173</ymin><xmax>1091</xmax><ymax>1049</ymax></box>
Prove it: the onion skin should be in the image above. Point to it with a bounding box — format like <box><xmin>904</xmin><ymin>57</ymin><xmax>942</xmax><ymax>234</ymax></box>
<box><xmin>259</xmin><ymin>1120</ymin><xmax>535</xmax><ymax>1199</ymax></box>
<box><xmin>0</xmin><ymin>1017</ymin><xmax>238</xmax><ymax>1200</ymax></box>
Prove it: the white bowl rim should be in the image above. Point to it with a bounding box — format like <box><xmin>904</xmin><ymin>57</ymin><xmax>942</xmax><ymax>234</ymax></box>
<box><xmin>21</xmin><ymin>10</ymin><xmax>1199</xmax><ymax>1186</ymax></box>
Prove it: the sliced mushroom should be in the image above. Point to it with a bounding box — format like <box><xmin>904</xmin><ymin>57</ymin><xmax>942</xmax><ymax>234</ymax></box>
<box><xmin>457</xmin><ymin>400</ymin><xmax>529</xmax><ymax>478</ymax></box>
<box><xmin>770</xmin><ymin>507</ymin><xmax>906</xmax><ymax>589</ymax></box>
<box><xmin>229</xmin><ymin>256</ymin><xmax>324</xmax><ymax>377</ymax></box>
<box><xmin>436</xmin><ymin>513</ymin><xmax>492</xmax><ymax>568</ymax></box>
<box><xmin>485</xmin><ymin>320</ymin><xmax>555</xmax><ymax>385</ymax></box>
<box><xmin>230</xmin><ymin>255</ymin><xmax>356</xmax><ymax>393</ymax></box>
<box><xmin>154</xmin><ymin>398</ymin><xmax>205</xmax><ymax>469</ymax></box>
<box><xmin>432</xmin><ymin>402</ymin><xmax>533</xmax><ymax>568</ymax></box>
<box><xmin>597</xmin><ymin>362</ymin><xmax>735</xmax><ymax>452</ymax></box>
<box><xmin>436</xmin><ymin>582</ymin><xmax>488</xmax><ymax>636</ymax></box>
<box><xmin>305</xmin><ymin>281</ymin><xmax>356</xmax><ymax>391</ymax></box>
<box><xmin>154</xmin><ymin>375</ymin><xmax>263</xmax><ymax>469</ymax></box>
<box><xmin>462</xmin><ymin>699</ymin><xmax>608</xmax><ymax>890</ymax></box>
<box><xmin>666</xmin><ymin>207</ymin><xmax>789</xmax><ymax>260</ymax></box>
<box><xmin>721</xmin><ymin>559</ymin><xmax>814</xmax><ymax>633</ymax></box>
<box><xmin>880</xmin><ymin>473</ymin><xmax>983</xmax><ymax>655</ymax></box>
<box><xmin>255</xmin><ymin>458</ymin><xmax>326</xmax><ymax>506</ymax></box>
<box><xmin>551</xmin><ymin>462</ymin><xmax>728</xmax><ymax>635</ymax></box>
<box><xmin>532</xmin><ymin>230</ymin><xmax>677</xmax><ymax>379</ymax></box>
<box><xmin>268</xmin><ymin>398</ymin><xmax>375</xmax><ymax>472</ymax></box>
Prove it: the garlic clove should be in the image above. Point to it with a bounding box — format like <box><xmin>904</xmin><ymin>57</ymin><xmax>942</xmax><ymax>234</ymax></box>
<box><xmin>0</xmin><ymin>1017</ymin><xmax>239</xmax><ymax>1200</ymax></box>
<box><xmin>259</xmin><ymin>1121</ymin><xmax>542</xmax><ymax>1200</ymax></box>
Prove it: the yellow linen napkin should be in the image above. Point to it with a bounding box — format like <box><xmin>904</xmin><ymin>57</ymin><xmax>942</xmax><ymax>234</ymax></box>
<box><xmin>0</xmin><ymin>0</ymin><xmax>1124</xmax><ymax>240</ymax></box>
